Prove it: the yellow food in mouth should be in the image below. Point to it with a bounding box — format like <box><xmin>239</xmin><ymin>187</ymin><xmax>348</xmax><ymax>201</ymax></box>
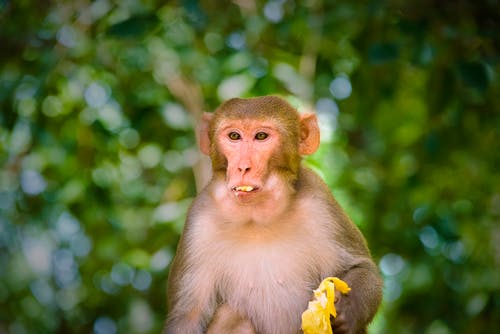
<box><xmin>234</xmin><ymin>186</ymin><xmax>254</xmax><ymax>192</ymax></box>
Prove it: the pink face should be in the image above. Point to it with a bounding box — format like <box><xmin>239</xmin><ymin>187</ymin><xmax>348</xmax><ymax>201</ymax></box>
<box><xmin>215</xmin><ymin>119</ymin><xmax>282</xmax><ymax>199</ymax></box>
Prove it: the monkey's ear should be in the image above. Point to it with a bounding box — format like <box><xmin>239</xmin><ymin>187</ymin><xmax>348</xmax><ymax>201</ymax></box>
<box><xmin>298</xmin><ymin>113</ymin><xmax>320</xmax><ymax>155</ymax></box>
<box><xmin>198</xmin><ymin>112</ymin><xmax>213</xmax><ymax>155</ymax></box>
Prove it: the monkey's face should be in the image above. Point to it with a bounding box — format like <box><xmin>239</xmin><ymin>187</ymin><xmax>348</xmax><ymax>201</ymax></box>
<box><xmin>213</xmin><ymin>118</ymin><xmax>291</xmax><ymax>201</ymax></box>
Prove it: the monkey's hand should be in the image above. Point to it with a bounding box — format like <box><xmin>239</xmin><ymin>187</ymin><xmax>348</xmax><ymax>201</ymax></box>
<box><xmin>331</xmin><ymin>290</ymin><xmax>355</xmax><ymax>334</ymax></box>
<box><xmin>301</xmin><ymin>277</ymin><xmax>351</xmax><ymax>334</ymax></box>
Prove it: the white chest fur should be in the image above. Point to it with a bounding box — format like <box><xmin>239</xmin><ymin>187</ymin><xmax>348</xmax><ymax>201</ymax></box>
<box><xmin>217</xmin><ymin>243</ymin><xmax>315</xmax><ymax>333</ymax></box>
<box><xmin>191</xmin><ymin>214</ymin><xmax>339</xmax><ymax>334</ymax></box>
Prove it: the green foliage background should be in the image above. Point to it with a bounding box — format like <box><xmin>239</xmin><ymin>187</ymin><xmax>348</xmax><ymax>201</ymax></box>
<box><xmin>0</xmin><ymin>1</ymin><xmax>498</xmax><ymax>333</ymax></box>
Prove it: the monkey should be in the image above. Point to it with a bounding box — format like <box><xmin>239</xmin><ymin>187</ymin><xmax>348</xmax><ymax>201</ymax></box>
<box><xmin>163</xmin><ymin>96</ymin><xmax>382</xmax><ymax>334</ymax></box>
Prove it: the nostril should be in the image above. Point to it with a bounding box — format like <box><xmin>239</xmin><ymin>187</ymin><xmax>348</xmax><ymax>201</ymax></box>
<box><xmin>238</xmin><ymin>167</ymin><xmax>251</xmax><ymax>173</ymax></box>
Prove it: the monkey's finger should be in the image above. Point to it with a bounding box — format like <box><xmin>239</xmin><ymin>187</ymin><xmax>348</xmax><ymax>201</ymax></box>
<box><xmin>331</xmin><ymin>313</ymin><xmax>349</xmax><ymax>334</ymax></box>
<box><xmin>334</xmin><ymin>290</ymin><xmax>343</xmax><ymax>303</ymax></box>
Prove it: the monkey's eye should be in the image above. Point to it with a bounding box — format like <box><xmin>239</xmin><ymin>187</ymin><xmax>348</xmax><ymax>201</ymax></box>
<box><xmin>228</xmin><ymin>132</ymin><xmax>241</xmax><ymax>140</ymax></box>
<box><xmin>255</xmin><ymin>132</ymin><xmax>268</xmax><ymax>140</ymax></box>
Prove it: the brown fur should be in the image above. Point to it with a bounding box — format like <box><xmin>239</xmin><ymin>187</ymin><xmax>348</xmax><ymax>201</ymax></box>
<box><xmin>164</xmin><ymin>96</ymin><xmax>382</xmax><ymax>334</ymax></box>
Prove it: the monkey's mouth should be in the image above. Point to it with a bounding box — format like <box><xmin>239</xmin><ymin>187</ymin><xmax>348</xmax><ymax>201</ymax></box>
<box><xmin>232</xmin><ymin>185</ymin><xmax>259</xmax><ymax>193</ymax></box>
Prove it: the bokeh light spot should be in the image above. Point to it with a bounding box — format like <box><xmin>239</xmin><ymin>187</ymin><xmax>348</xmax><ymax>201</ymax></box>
<box><xmin>20</xmin><ymin>170</ymin><xmax>47</xmax><ymax>195</ymax></box>
<box><xmin>329</xmin><ymin>74</ymin><xmax>352</xmax><ymax>100</ymax></box>
<box><xmin>380</xmin><ymin>253</ymin><xmax>405</xmax><ymax>276</ymax></box>
<box><xmin>94</xmin><ymin>316</ymin><xmax>117</xmax><ymax>334</ymax></box>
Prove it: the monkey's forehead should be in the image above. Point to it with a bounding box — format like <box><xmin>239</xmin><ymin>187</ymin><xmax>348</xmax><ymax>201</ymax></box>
<box><xmin>213</xmin><ymin>106</ymin><xmax>299</xmax><ymax>119</ymax></box>
<box><xmin>214</xmin><ymin>119</ymin><xmax>281</xmax><ymax>130</ymax></box>
<box><xmin>209</xmin><ymin>118</ymin><xmax>299</xmax><ymax>140</ymax></box>
<box><xmin>218</xmin><ymin>96</ymin><xmax>296</xmax><ymax>110</ymax></box>
<box><xmin>214</xmin><ymin>96</ymin><xmax>300</xmax><ymax>119</ymax></box>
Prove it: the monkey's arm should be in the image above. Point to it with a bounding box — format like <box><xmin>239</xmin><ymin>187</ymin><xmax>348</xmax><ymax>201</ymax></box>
<box><xmin>333</xmin><ymin>259</ymin><xmax>382</xmax><ymax>334</ymax></box>
<box><xmin>329</xmin><ymin>211</ymin><xmax>383</xmax><ymax>333</ymax></box>
<box><xmin>164</xmin><ymin>249</ymin><xmax>213</xmax><ymax>333</ymax></box>
<box><xmin>163</xmin><ymin>199</ymin><xmax>218</xmax><ymax>334</ymax></box>
<box><xmin>303</xmin><ymin>169</ymin><xmax>382</xmax><ymax>333</ymax></box>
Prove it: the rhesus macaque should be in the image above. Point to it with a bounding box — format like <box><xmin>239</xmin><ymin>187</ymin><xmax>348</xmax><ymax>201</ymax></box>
<box><xmin>164</xmin><ymin>96</ymin><xmax>382</xmax><ymax>334</ymax></box>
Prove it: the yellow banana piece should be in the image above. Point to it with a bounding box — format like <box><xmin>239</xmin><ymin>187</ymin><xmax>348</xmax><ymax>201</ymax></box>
<box><xmin>301</xmin><ymin>277</ymin><xmax>351</xmax><ymax>334</ymax></box>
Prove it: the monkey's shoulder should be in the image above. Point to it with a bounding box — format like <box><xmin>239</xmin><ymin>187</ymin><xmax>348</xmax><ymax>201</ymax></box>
<box><xmin>296</xmin><ymin>167</ymin><xmax>367</xmax><ymax>239</ymax></box>
<box><xmin>295</xmin><ymin>167</ymin><xmax>343</xmax><ymax>211</ymax></box>
<box><xmin>296</xmin><ymin>166</ymin><xmax>332</xmax><ymax>195</ymax></box>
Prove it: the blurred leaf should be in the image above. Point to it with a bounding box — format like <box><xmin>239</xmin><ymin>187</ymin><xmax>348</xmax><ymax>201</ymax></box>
<box><xmin>457</xmin><ymin>61</ymin><xmax>490</xmax><ymax>91</ymax></box>
<box><xmin>124</xmin><ymin>248</ymin><xmax>150</xmax><ymax>269</ymax></box>
<box><xmin>106</xmin><ymin>14</ymin><xmax>159</xmax><ymax>38</ymax></box>
<box><xmin>368</xmin><ymin>42</ymin><xmax>400</xmax><ymax>64</ymax></box>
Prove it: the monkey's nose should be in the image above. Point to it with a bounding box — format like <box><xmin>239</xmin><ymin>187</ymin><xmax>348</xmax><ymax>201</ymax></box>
<box><xmin>238</xmin><ymin>166</ymin><xmax>251</xmax><ymax>173</ymax></box>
